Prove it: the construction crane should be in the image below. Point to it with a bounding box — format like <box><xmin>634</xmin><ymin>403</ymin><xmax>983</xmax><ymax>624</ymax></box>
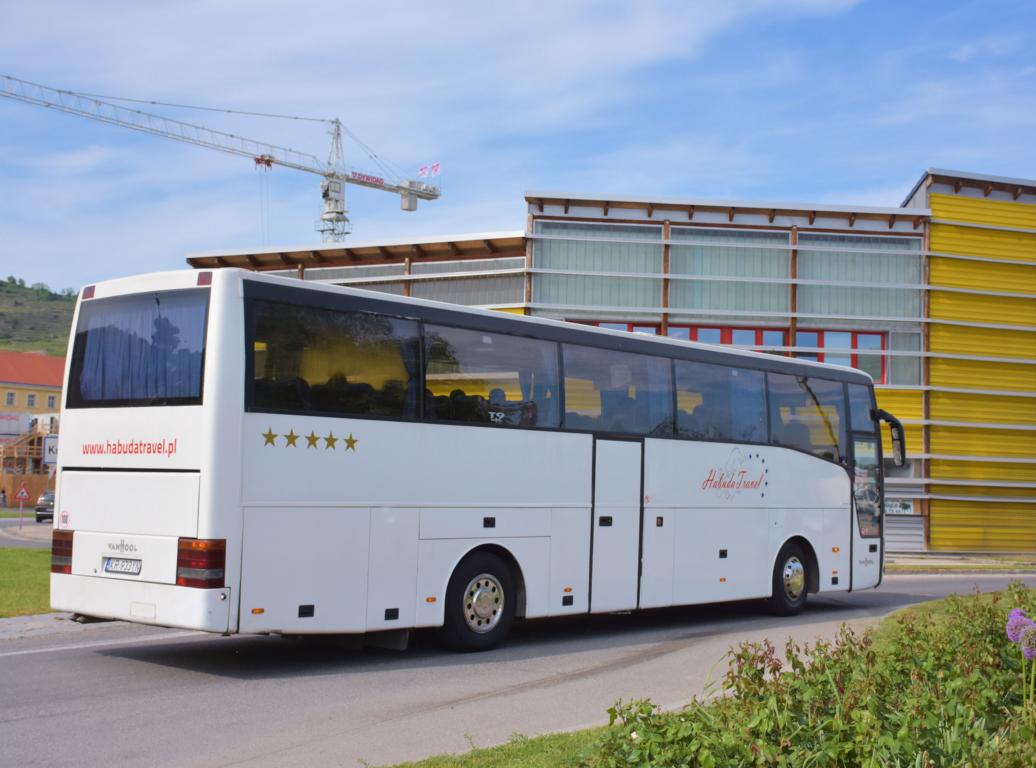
<box><xmin>0</xmin><ymin>74</ymin><xmax>441</xmax><ymax>241</ymax></box>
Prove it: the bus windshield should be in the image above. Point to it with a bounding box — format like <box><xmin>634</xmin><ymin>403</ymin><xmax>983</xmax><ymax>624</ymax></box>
<box><xmin>67</xmin><ymin>288</ymin><xmax>209</xmax><ymax>408</ymax></box>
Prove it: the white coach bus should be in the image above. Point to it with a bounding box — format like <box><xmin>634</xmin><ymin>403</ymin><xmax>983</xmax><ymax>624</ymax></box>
<box><xmin>51</xmin><ymin>268</ymin><xmax>905</xmax><ymax>651</ymax></box>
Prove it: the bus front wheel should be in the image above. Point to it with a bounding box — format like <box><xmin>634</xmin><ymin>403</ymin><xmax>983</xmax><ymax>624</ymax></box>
<box><xmin>767</xmin><ymin>542</ymin><xmax>809</xmax><ymax>616</ymax></box>
<box><xmin>440</xmin><ymin>551</ymin><xmax>515</xmax><ymax>652</ymax></box>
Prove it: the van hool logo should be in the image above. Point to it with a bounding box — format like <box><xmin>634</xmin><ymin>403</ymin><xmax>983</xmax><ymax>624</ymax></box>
<box><xmin>107</xmin><ymin>539</ymin><xmax>138</xmax><ymax>554</ymax></box>
<box><xmin>701</xmin><ymin>448</ymin><xmax>769</xmax><ymax>500</ymax></box>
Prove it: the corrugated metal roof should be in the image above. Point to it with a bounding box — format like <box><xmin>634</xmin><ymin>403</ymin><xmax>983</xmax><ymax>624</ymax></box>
<box><xmin>187</xmin><ymin>231</ymin><xmax>527</xmax><ymax>271</ymax></box>
<box><xmin>526</xmin><ymin>190</ymin><xmax>929</xmax><ymax>218</ymax></box>
<box><xmin>902</xmin><ymin>168</ymin><xmax>1036</xmax><ymax>207</ymax></box>
<box><xmin>189</xmin><ymin>230</ymin><xmax>525</xmax><ymax>261</ymax></box>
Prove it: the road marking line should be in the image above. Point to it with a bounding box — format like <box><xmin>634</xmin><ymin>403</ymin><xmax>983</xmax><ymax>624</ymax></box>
<box><xmin>0</xmin><ymin>630</ymin><xmax>203</xmax><ymax>658</ymax></box>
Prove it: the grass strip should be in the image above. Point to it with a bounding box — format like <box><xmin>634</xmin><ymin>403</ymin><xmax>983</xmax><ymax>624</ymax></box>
<box><xmin>0</xmin><ymin>547</ymin><xmax>51</xmax><ymax>618</ymax></box>
<box><xmin>382</xmin><ymin>730</ymin><xmax>597</xmax><ymax>768</ymax></box>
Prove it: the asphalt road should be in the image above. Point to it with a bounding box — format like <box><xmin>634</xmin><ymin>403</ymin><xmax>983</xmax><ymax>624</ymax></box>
<box><xmin>1</xmin><ymin>573</ymin><xmax>1033</xmax><ymax>768</ymax></box>
<box><xmin>0</xmin><ymin>516</ymin><xmax>51</xmax><ymax>549</ymax></box>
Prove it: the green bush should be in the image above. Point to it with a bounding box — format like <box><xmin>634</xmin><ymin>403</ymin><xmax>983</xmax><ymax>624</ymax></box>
<box><xmin>588</xmin><ymin>584</ymin><xmax>1036</xmax><ymax>767</ymax></box>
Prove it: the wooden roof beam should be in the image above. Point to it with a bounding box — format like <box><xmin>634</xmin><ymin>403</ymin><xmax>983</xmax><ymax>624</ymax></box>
<box><xmin>848</xmin><ymin>212</ymin><xmax>856</xmax><ymax>228</ymax></box>
<box><xmin>727</xmin><ymin>207</ymin><xmax>735</xmax><ymax>222</ymax></box>
<box><xmin>377</xmin><ymin>246</ymin><xmax>392</xmax><ymax>260</ymax></box>
<box><xmin>687</xmin><ymin>205</ymin><xmax>695</xmax><ymax>220</ymax></box>
<box><xmin>808</xmin><ymin>211</ymin><xmax>816</xmax><ymax>225</ymax></box>
<box><xmin>245</xmin><ymin>255</ymin><xmax>260</xmax><ymax>268</ymax></box>
<box><xmin>277</xmin><ymin>252</ymin><xmax>293</xmax><ymax>266</ymax></box>
<box><xmin>983</xmin><ymin>183</ymin><xmax>993</xmax><ymax>197</ymax></box>
<box><xmin>646</xmin><ymin>203</ymin><xmax>654</xmax><ymax>219</ymax></box>
<box><xmin>888</xmin><ymin>214</ymin><xmax>896</xmax><ymax>229</ymax></box>
<box><xmin>412</xmin><ymin>243</ymin><xmax>426</xmax><ymax>258</ymax></box>
<box><xmin>954</xmin><ymin>178</ymin><xmax>964</xmax><ymax>193</ymax></box>
<box><xmin>563</xmin><ymin>199</ymin><xmax>570</xmax><ymax>214</ymax></box>
<box><xmin>309</xmin><ymin>250</ymin><xmax>327</xmax><ymax>264</ymax></box>
<box><xmin>603</xmin><ymin>201</ymin><xmax>610</xmax><ymax>216</ymax></box>
<box><xmin>1014</xmin><ymin>186</ymin><xmax>1024</xmax><ymax>200</ymax></box>
<box><xmin>534</xmin><ymin>198</ymin><xmax>544</xmax><ymax>212</ymax></box>
<box><xmin>912</xmin><ymin>216</ymin><xmax>923</xmax><ymax>230</ymax></box>
<box><xmin>483</xmin><ymin>239</ymin><xmax>499</xmax><ymax>254</ymax></box>
<box><xmin>215</xmin><ymin>256</ymin><xmax>230</xmax><ymax>267</ymax></box>
<box><xmin>767</xmin><ymin>209</ymin><xmax>776</xmax><ymax>224</ymax></box>
<box><xmin>448</xmin><ymin>241</ymin><xmax>463</xmax><ymax>258</ymax></box>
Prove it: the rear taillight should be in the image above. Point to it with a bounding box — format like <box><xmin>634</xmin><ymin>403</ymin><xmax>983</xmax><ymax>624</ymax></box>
<box><xmin>51</xmin><ymin>530</ymin><xmax>74</xmax><ymax>574</ymax></box>
<box><xmin>176</xmin><ymin>538</ymin><xmax>226</xmax><ymax>588</ymax></box>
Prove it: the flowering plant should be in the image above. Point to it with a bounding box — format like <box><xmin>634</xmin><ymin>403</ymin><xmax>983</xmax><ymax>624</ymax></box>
<box><xmin>1006</xmin><ymin>607</ymin><xmax>1036</xmax><ymax>718</ymax></box>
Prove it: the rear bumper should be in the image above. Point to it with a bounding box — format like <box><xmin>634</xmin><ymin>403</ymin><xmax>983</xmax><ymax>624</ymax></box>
<box><xmin>51</xmin><ymin>573</ymin><xmax>232</xmax><ymax>633</ymax></box>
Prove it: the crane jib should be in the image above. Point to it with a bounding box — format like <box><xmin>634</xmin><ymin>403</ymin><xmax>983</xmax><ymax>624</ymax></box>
<box><xmin>0</xmin><ymin>72</ymin><xmax>441</xmax><ymax>242</ymax></box>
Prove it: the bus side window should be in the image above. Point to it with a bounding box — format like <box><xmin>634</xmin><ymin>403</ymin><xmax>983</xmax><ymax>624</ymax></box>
<box><xmin>562</xmin><ymin>344</ymin><xmax>673</xmax><ymax>436</ymax></box>
<box><xmin>767</xmin><ymin>373</ymin><xmax>846</xmax><ymax>462</ymax></box>
<box><xmin>675</xmin><ymin>361</ymin><xmax>765</xmax><ymax>442</ymax></box>
<box><xmin>423</xmin><ymin>325</ymin><xmax>560</xmax><ymax>428</ymax></box>
<box><xmin>249</xmin><ymin>301</ymin><xmax>421</xmax><ymax>418</ymax></box>
<box><xmin>847</xmin><ymin>383</ymin><xmax>877</xmax><ymax>434</ymax></box>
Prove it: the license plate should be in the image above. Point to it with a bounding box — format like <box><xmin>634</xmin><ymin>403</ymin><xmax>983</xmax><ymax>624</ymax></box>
<box><xmin>104</xmin><ymin>557</ymin><xmax>142</xmax><ymax>575</ymax></box>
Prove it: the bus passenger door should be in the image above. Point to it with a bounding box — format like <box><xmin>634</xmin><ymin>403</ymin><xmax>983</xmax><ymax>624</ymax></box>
<box><xmin>850</xmin><ymin>435</ymin><xmax>883</xmax><ymax>590</ymax></box>
<box><xmin>590</xmin><ymin>439</ymin><xmax>642</xmax><ymax>613</ymax></box>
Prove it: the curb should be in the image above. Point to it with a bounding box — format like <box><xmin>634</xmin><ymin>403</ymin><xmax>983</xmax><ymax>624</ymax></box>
<box><xmin>0</xmin><ymin>526</ymin><xmax>52</xmax><ymax>544</ymax></box>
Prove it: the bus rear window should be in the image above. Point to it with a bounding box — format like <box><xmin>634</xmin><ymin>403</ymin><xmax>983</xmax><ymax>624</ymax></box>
<box><xmin>67</xmin><ymin>289</ymin><xmax>209</xmax><ymax>408</ymax></box>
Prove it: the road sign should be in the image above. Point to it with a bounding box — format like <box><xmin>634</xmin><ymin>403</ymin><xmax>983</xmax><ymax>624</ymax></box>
<box><xmin>43</xmin><ymin>434</ymin><xmax>59</xmax><ymax>465</ymax></box>
<box><xmin>15</xmin><ymin>484</ymin><xmax>30</xmax><ymax>502</ymax></box>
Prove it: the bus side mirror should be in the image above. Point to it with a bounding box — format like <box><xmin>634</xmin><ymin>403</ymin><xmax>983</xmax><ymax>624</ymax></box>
<box><xmin>873</xmin><ymin>408</ymin><xmax>906</xmax><ymax>467</ymax></box>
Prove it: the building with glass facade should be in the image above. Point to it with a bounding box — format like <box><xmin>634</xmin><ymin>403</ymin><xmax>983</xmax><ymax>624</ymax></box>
<box><xmin>189</xmin><ymin>168</ymin><xmax>1036</xmax><ymax>551</ymax></box>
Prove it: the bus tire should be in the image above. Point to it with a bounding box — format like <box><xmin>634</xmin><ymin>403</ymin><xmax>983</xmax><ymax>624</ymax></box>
<box><xmin>767</xmin><ymin>542</ymin><xmax>809</xmax><ymax>616</ymax></box>
<box><xmin>440</xmin><ymin>551</ymin><xmax>515</xmax><ymax>652</ymax></box>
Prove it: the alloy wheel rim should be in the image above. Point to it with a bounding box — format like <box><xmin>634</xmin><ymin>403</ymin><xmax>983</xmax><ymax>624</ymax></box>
<box><xmin>782</xmin><ymin>556</ymin><xmax>805</xmax><ymax>601</ymax></box>
<box><xmin>463</xmin><ymin>573</ymin><xmax>504</xmax><ymax>634</ymax></box>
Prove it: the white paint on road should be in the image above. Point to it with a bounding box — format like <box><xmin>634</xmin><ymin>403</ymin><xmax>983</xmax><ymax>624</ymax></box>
<box><xmin>0</xmin><ymin>629</ymin><xmax>202</xmax><ymax>658</ymax></box>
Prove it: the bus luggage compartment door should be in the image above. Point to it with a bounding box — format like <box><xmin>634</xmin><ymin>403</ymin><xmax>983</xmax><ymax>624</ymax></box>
<box><xmin>590</xmin><ymin>440</ymin><xmax>642</xmax><ymax>613</ymax></box>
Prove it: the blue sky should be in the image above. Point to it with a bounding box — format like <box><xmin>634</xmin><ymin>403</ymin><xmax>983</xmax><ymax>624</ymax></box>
<box><xmin>1</xmin><ymin>0</ymin><xmax>1034</xmax><ymax>290</ymax></box>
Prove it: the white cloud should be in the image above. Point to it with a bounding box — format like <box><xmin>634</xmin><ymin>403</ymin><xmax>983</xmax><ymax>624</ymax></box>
<box><xmin>950</xmin><ymin>35</ymin><xmax>1022</xmax><ymax>63</ymax></box>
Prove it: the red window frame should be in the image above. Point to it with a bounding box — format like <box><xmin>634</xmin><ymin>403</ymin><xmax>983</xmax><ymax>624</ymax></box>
<box><xmin>668</xmin><ymin>325</ymin><xmax>787</xmax><ymax>350</ymax></box>
<box><xmin>795</xmin><ymin>329</ymin><xmax>887</xmax><ymax>383</ymax></box>
<box><xmin>579</xmin><ymin>322</ymin><xmax>885</xmax><ymax>382</ymax></box>
<box><xmin>587</xmin><ymin>322</ymin><xmax>661</xmax><ymax>335</ymax></box>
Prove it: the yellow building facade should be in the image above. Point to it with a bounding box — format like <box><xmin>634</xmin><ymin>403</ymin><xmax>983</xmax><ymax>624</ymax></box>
<box><xmin>904</xmin><ymin>171</ymin><xmax>1036</xmax><ymax>550</ymax></box>
<box><xmin>1</xmin><ymin>383</ymin><xmax>61</xmax><ymax>414</ymax></box>
<box><xmin>0</xmin><ymin>350</ymin><xmax>64</xmax><ymax>416</ymax></box>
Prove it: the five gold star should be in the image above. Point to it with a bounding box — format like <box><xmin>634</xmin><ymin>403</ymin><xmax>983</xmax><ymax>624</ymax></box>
<box><xmin>265</xmin><ymin>427</ymin><xmax>357</xmax><ymax>452</ymax></box>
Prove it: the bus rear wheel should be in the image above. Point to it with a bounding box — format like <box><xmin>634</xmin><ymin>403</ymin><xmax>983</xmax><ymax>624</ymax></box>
<box><xmin>767</xmin><ymin>542</ymin><xmax>809</xmax><ymax>616</ymax></box>
<box><xmin>440</xmin><ymin>551</ymin><xmax>515</xmax><ymax>652</ymax></box>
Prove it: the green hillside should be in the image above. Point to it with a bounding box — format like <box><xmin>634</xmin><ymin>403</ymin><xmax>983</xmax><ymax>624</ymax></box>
<box><xmin>0</xmin><ymin>277</ymin><xmax>76</xmax><ymax>356</ymax></box>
